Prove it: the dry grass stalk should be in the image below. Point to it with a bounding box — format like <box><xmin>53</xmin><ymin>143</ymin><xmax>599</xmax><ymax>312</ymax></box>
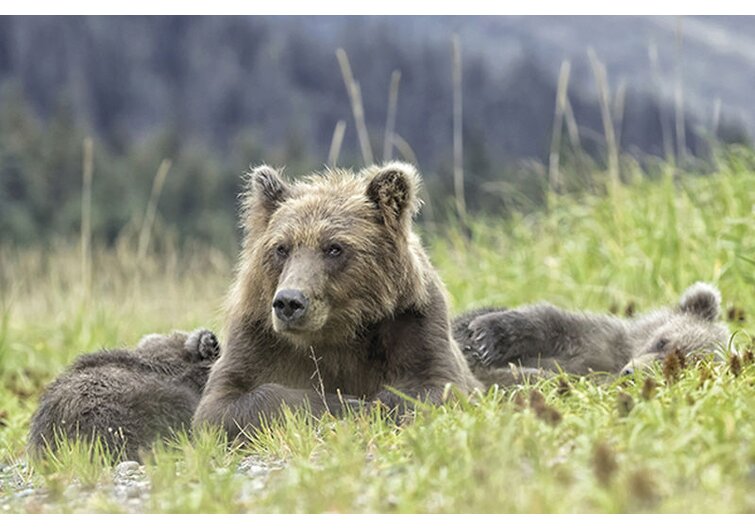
<box><xmin>81</xmin><ymin>137</ymin><xmax>94</xmax><ymax>301</ymax></box>
<box><xmin>613</xmin><ymin>78</ymin><xmax>627</xmax><ymax>150</ymax></box>
<box><xmin>592</xmin><ymin>441</ymin><xmax>618</xmax><ymax>486</ymax></box>
<box><xmin>391</xmin><ymin>133</ymin><xmax>419</xmax><ymax>168</ymax></box>
<box><xmin>327</xmin><ymin>120</ymin><xmax>347</xmax><ymax>167</ymax></box>
<box><xmin>712</xmin><ymin>98</ymin><xmax>722</xmax><ymax>143</ymax></box>
<box><xmin>648</xmin><ymin>42</ymin><xmax>675</xmax><ymax>163</ymax></box>
<box><xmin>588</xmin><ymin>48</ymin><xmax>619</xmax><ymax>186</ymax></box>
<box><xmin>451</xmin><ymin>34</ymin><xmax>466</xmax><ymax>219</ymax></box>
<box><xmin>383</xmin><ymin>70</ymin><xmax>401</xmax><ymax>162</ymax></box>
<box><xmin>561</xmin><ymin>96</ymin><xmax>592</xmax><ymax>190</ymax></box>
<box><xmin>309</xmin><ymin>347</ymin><xmax>329</xmax><ymax>412</ymax></box>
<box><xmin>662</xmin><ymin>349</ymin><xmax>684</xmax><ymax>383</ymax></box>
<box><xmin>708</xmin><ymin>97</ymin><xmax>722</xmax><ymax>168</ymax></box>
<box><xmin>391</xmin><ymin>133</ymin><xmax>435</xmax><ymax>225</ymax></box>
<box><xmin>616</xmin><ymin>391</ymin><xmax>635</xmax><ymax>417</ymax></box>
<box><xmin>729</xmin><ymin>353</ymin><xmax>742</xmax><ymax>377</ymax></box>
<box><xmin>548</xmin><ymin>60</ymin><xmax>571</xmax><ymax>193</ymax></box>
<box><xmin>563</xmin><ymin>98</ymin><xmax>582</xmax><ymax>154</ymax></box>
<box><xmin>137</xmin><ymin>159</ymin><xmax>172</xmax><ymax>261</ymax></box>
<box><xmin>674</xmin><ymin>17</ymin><xmax>687</xmax><ymax>164</ymax></box>
<box><xmin>336</xmin><ymin>48</ymin><xmax>374</xmax><ymax>166</ymax></box>
<box><xmin>641</xmin><ymin>377</ymin><xmax>658</xmax><ymax>400</ymax></box>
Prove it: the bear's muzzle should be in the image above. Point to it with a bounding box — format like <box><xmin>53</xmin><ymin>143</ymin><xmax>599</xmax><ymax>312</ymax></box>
<box><xmin>273</xmin><ymin>288</ymin><xmax>309</xmax><ymax>324</ymax></box>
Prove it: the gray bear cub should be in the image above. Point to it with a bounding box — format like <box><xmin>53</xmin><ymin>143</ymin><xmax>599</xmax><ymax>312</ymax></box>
<box><xmin>453</xmin><ymin>282</ymin><xmax>730</xmax><ymax>384</ymax></box>
<box><xmin>29</xmin><ymin>329</ymin><xmax>220</xmax><ymax>461</ymax></box>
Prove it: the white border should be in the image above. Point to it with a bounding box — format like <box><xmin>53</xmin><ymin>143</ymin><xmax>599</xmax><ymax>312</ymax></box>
<box><xmin>0</xmin><ymin>514</ymin><xmax>751</xmax><ymax>526</ymax></box>
<box><xmin>1</xmin><ymin>1</ymin><xmax>755</xmax><ymax>16</ymax></box>
<box><xmin>1</xmin><ymin>3</ymin><xmax>754</xmax><ymax>523</ymax></box>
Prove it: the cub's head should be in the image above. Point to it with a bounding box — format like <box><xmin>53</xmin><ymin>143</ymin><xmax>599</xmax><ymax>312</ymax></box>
<box><xmin>622</xmin><ymin>283</ymin><xmax>730</xmax><ymax>375</ymax></box>
<box><xmin>235</xmin><ymin>162</ymin><xmax>427</xmax><ymax>347</ymax></box>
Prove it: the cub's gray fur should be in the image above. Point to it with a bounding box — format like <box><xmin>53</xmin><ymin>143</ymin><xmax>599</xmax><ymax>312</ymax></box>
<box><xmin>29</xmin><ymin>329</ymin><xmax>220</xmax><ymax>460</ymax></box>
<box><xmin>453</xmin><ymin>282</ymin><xmax>729</xmax><ymax>384</ymax></box>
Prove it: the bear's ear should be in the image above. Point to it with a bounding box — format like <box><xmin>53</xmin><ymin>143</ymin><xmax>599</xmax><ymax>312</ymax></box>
<box><xmin>364</xmin><ymin>162</ymin><xmax>422</xmax><ymax>231</ymax></box>
<box><xmin>240</xmin><ymin>165</ymin><xmax>290</xmax><ymax>231</ymax></box>
<box><xmin>679</xmin><ymin>282</ymin><xmax>721</xmax><ymax>321</ymax></box>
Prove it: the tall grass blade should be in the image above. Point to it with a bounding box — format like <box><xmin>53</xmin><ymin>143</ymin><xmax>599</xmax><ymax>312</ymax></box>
<box><xmin>648</xmin><ymin>41</ymin><xmax>675</xmax><ymax>164</ymax></box>
<box><xmin>81</xmin><ymin>137</ymin><xmax>94</xmax><ymax>302</ymax></box>
<box><xmin>383</xmin><ymin>69</ymin><xmax>401</xmax><ymax>162</ymax></box>
<box><xmin>336</xmin><ymin>48</ymin><xmax>374</xmax><ymax>166</ymax></box>
<box><xmin>588</xmin><ymin>48</ymin><xmax>620</xmax><ymax>187</ymax></box>
<box><xmin>674</xmin><ymin>17</ymin><xmax>687</xmax><ymax>164</ymax></box>
<box><xmin>451</xmin><ymin>34</ymin><xmax>466</xmax><ymax>220</ymax></box>
<box><xmin>327</xmin><ymin>120</ymin><xmax>347</xmax><ymax>167</ymax></box>
<box><xmin>392</xmin><ymin>133</ymin><xmax>435</xmax><ymax>225</ymax></box>
<box><xmin>138</xmin><ymin>159</ymin><xmax>172</xmax><ymax>261</ymax></box>
<box><xmin>549</xmin><ymin>60</ymin><xmax>571</xmax><ymax>194</ymax></box>
<box><xmin>613</xmin><ymin>78</ymin><xmax>627</xmax><ymax>151</ymax></box>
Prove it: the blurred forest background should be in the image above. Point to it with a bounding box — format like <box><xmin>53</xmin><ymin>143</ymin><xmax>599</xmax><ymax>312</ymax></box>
<box><xmin>0</xmin><ymin>15</ymin><xmax>753</xmax><ymax>253</ymax></box>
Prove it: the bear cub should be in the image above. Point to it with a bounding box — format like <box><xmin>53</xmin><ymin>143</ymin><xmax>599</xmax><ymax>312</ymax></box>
<box><xmin>29</xmin><ymin>329</ymin><xmax>220</xmax><ymax>460</ymax></box>
<box><xmin>454</xmin><ymin>282</ymin><xmax>730</xmax><ymax>384</ymax></box>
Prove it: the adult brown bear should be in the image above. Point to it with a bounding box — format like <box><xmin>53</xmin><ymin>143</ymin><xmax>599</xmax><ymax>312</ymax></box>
<box><xmin>193</xmin><ymin>163</ymin><xmax>481</xmax><ymax>439</ymax></box>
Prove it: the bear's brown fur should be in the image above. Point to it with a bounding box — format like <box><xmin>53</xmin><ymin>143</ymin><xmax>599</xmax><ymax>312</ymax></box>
<box><xmin>193</xmin><ymin>163</ymin><xmax>481</xmax><ymax>439</ymax></box>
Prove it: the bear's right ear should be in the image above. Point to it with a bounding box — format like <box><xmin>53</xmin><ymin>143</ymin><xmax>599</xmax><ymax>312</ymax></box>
<box><xmin>364</xmin><ymin>162</ymin><xmax>422</xmax><ymax>233</ymax></box>
<box><xmin>679</xmin><ymin>282</ymin><xmax>721</xmax><ymax>321</ymax></box>
<box><xmin>240</xmin><ymin>165</ymin><xmax>290</xmax><ymax>232</ymax></box>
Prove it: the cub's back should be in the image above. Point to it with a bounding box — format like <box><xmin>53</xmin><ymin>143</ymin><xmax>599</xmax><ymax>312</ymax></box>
<box><xmin>29</xmin><ymin>330</ymin><xmax>218</xmax><ymax>460</ymax></box>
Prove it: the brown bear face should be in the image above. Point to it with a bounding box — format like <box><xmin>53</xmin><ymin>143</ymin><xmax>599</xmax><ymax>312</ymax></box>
<box><xmin>237</xmin><ymin>163</ymin><xmax>423</xmax><ymax>348</ymax></box>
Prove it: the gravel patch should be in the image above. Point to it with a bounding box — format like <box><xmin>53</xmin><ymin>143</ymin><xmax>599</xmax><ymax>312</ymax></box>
<box><xmin>112</xmin><ymin>460</ymin><xmax>151</xmax><ymax>511</ymax></box>
<box><xmin>0</xmin><ymin>456</ymin><xmax>286</xmax><ymax>513</ymax></box>
<box><xmin>237</xmin><ymin>455</ymin><xmax>286</xmax><ymax>502</ymax></box>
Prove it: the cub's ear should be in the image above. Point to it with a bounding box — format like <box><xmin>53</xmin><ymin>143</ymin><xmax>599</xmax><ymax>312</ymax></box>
<box><xmin>364</xmin><ymin>162</ymin><xmax>422</xmax><ymax>231</ymax></box>
<box><xmin>240</xmin><ymin>165</ymin><xmax>289</xmax><ymax>231</ymax></box>
<box><xmin>679</xmin><ymin>282</ymin><xmax>721</xmax><ymax>321</ymax></box>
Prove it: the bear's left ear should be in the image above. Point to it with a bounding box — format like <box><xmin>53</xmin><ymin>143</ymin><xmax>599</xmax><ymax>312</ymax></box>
<box><xmin>679</xmin><ymin>282</ymin><xmax>721</xmax><ymax>321</ymax></box>
<box><xmin>364</xmin><ymin>162</ymin><xmax>422</xmax><ymax>231</ymax></box>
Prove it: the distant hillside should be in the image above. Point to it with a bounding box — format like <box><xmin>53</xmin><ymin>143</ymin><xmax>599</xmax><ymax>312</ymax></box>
<box><xmin>1</xmin><ymin>16</ymin><xmax>752</xmax><ymax>248</ymax></box>
<box><xmin>0</xmin><ymin>16</ymin><xmax>749</xmax><ymax>172</ymax></box>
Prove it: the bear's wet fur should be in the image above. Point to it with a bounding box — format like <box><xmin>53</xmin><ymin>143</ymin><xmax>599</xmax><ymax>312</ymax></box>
<box><xmin>29</xmin><ymin>329</ymin><xmax>220</xmax><ymax>460</ymax></box>
<box><xmin>453</xmin><ymin>282</ymin><xmax>730</xmax><ymax>384</ymax></box>
<box><xmin>193</xmin><ymin>163</ymin><xmax>481</xmax><ymax>439</ymax></box>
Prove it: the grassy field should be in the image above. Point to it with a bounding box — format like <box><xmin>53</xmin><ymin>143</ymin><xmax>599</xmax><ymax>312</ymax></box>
<box><xmin>0</xmin><ymin>155</ymin><xmax>753</xmax><ymax>513</ymax></box>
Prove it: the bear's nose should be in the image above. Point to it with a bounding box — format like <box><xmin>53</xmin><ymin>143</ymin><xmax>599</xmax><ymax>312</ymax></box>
<box><xmin>273</xmin><ymin>289</ymin><xmax>309</xmax><ymax>323</ymax></box>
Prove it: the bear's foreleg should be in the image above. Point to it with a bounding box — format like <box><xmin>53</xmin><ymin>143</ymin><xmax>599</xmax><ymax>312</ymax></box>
<box><xmin>193</xmin><ymin>383</ymin><xmax>363</xmax><ymax>440</ymax></box>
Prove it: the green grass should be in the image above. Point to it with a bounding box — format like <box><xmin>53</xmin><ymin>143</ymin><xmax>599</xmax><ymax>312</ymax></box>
<box><xmin>0</xmin><ymin>155</ymin><xmax>753</xmax><ymax>513</ymax></box>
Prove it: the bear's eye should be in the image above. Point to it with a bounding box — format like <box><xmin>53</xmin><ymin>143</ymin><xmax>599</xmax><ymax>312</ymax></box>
<box><xmin>324</xmin><ymin>243</ymin><xmax>343</xmax><ymax>258</ymax></box>
<box><xmin>275</xmin><ymin>244</ymin><xmax>290</xmax><ymax>259</ymax></box>
<box><xmin>654</xmin><ymin>338</ymin><xmax>669</xmax><ymax>351</ymax></box>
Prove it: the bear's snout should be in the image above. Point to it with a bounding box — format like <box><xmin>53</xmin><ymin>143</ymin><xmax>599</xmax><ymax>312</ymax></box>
<box><xmin>273</xmin><ymin>289</ymin><xmax>309</xmax><ymax>324</ymax></box>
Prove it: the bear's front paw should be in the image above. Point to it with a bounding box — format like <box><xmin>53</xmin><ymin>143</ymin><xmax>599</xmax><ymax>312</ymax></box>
<box><xmin>185</xmin><ymin>329</ymin><xmax>220</xmax><ymax>362</ymax></box>
<box><xmin>466</xmin><ymin>312</ymin><xmax>512</xmax><ymax>367</ymax></box>
<box><xmin>467</xmin><ymin>310</ymin><xmax>532</xmax><ymax>368</ymax></box>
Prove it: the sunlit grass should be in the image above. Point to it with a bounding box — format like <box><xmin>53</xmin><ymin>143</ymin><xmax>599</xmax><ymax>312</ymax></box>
<box><xmin>0</xmin><ymin>154</ymin><xmax>753</xmax><ymax>512</ymax></box>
